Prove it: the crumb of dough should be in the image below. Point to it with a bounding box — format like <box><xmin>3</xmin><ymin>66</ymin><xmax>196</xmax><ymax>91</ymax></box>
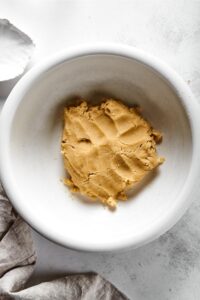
<box><xmin>61</xmin><ymin>99</ymin><xmax>165</xmax><ymax>209</ymax></box>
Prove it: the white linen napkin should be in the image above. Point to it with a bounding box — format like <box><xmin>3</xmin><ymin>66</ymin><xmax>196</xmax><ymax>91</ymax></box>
<box><xmin>0</xmin><ymin>183</ymin><xmax>128</xmax><ymax>300</ymax></box>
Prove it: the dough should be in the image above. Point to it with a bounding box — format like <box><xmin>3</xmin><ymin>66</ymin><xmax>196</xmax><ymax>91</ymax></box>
<box><xmin>61</xmin><ymin>99</ymin><xmax>164</xmax><ymax>209</ymax></box>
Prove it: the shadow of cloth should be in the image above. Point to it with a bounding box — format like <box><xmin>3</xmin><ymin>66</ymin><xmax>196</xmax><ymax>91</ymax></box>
<box><xmin>0</xmin><ymin>76</ymin><xmax>22</xmax><ymax>99</ymax></box>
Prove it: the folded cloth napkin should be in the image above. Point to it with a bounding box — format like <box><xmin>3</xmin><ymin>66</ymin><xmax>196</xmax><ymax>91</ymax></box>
<box><xmin>0</xmin><ymin>183</ymin><xmax>129</xmax><ymax>300</ymax></box>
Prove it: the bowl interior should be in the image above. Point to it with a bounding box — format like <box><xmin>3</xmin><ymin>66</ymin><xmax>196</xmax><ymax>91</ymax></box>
<box><xmin>9</xmin><ymin>54</ymin><xmax>192</xmax><ymax>250</ymax></box>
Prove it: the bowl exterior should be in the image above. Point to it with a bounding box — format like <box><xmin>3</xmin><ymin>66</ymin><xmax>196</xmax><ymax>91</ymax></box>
<box><xmin>0</xmin><ymin>44</ymin><xmax>200</xmax><ymax>252</ymax></box>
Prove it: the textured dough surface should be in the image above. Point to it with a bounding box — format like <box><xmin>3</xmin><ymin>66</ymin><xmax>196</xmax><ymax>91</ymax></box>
<box><xmin>61</xmin><ymin>99</ymin><xmax>164</xmax><ymax>209</ymax></box>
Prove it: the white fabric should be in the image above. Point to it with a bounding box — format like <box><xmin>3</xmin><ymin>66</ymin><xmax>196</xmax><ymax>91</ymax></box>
<box><xmin>0</xmin><ymin>184</ymin><xmax>128</xmax><ymax>300</ymax></box>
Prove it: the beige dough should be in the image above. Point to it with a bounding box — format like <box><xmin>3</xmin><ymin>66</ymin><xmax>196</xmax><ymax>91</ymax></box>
<box><xmin>61</xmin><ymin>99</ymin><xmax>164</xmax><ymax>209</ymax></box>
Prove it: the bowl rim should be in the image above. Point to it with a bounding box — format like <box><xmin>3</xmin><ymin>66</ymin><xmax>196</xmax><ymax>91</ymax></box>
<box><xmin>0</xmin><ymin>43</ymin><xmax>200</xmax><ymax>252</ymax></box>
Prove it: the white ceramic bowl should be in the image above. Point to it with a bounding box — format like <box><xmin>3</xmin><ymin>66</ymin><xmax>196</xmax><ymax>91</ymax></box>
<box><xmin>0</xmin><ymin>44</ymin><xmax>200</xmax><ymax>252</ymax></box>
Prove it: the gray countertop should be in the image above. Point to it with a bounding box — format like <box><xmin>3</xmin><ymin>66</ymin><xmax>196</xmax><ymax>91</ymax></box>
<box><xmin>1</xmin><ymin>1</ymin><xmax>200</xmax><ymax>299</ymax></box>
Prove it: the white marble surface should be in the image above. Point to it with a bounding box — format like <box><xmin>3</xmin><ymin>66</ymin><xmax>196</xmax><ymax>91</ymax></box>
<box><xmin>1</xmin><ymin>1</ymin><xmax>200</xmax><ymax>299</ymax></box>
